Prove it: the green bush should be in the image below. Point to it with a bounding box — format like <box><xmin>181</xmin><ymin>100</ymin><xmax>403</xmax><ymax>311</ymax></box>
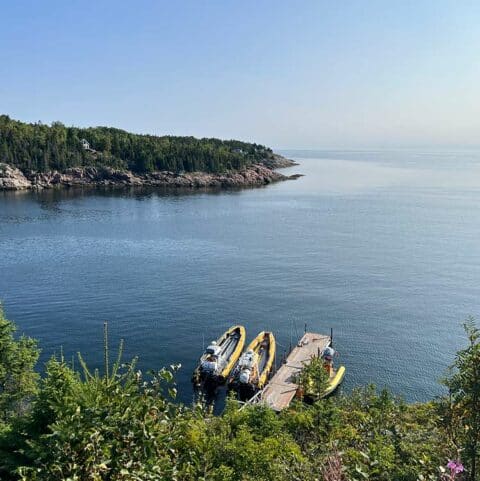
<box><xmin>0</xmin><ymin>305</ymin><xmax>39</xmax><ymax>423</ymax></box>
<box><xmin>441</xmin><ymin>318</ymin><xmax>480</xmax><ymax>481</ymax></box>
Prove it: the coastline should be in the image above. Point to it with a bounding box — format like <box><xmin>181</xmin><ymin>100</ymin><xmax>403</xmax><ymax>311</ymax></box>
<box><xmin>0</xmin><ymin>155</ymin><xmax>301</xmax><ymax>191</ymax></box>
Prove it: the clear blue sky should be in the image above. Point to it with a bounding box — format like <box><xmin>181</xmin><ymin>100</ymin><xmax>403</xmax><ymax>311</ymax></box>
<box><xmin>1</xmin><ymin>1</ymin><xmax>479</xmax><ymax>149</ymax></box>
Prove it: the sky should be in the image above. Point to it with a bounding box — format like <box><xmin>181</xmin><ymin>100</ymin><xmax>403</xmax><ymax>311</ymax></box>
<box><xmin>1</xmin><ymin>0</ymin><xmax>479</xmax><ymax>149</ymax></box>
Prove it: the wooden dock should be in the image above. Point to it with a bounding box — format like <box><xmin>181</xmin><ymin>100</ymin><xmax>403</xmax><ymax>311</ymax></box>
<box><xmin>255</xmin><ymin>332</ymin><xmax>331</xmax><ymax>412</ymax></box>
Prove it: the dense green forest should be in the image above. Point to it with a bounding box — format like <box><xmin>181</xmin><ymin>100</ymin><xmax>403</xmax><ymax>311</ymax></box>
<box><xmin>0</xmin><ymin>306</ymin><xmax>479</xmax><ymax>481</ymax></box>
<box><xmin>0</xmin><ymin>115</ymin><xmax>276</xmax><ymax>174</ymax></box>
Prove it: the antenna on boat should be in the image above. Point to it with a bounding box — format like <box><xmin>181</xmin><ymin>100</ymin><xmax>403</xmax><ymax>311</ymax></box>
<box><xmin>304</xmin><ymin>322</ymin><xmax>307</xmax><ymax>334</ymax></box>
<box><xmin>330</xmin><ymin>327</ymin><xmax>333</xmax><ymax>348</ymax></box>
<box><xmin>289</xmin><ymin>320</ymin><xmax>293</xmax><ymax>353</ymax></box>
<box><xmin>202</xmin><ymin>333</ymin><xmax>205</xmax><ymax>351</ymax></box>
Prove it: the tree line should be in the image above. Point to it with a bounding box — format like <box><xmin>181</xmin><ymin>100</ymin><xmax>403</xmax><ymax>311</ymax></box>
<box><xmin>0</xmin><ymin>115</ymin><xmax>275</xmax><ymax>174</ymax></box>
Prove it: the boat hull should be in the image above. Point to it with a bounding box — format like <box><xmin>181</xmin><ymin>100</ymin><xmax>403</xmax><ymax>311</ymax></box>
<box><xmin>322</xmin><ymin>365</ymin><xmax>346</xmax><ymax>397</ymax></box>
<box><xmin>192</xmin><ymin>325</ymin><xmax>246</xmax><ymax>386</ymax></box>
<box><xmin>228</xmin><ymin>331</ymin><xmax>276</xmax><ymax>400</ymax></box>
<box><xmin>304</xmin><ymin>365</ymin><xmax>346</xmax><ymax>403</ymax></box>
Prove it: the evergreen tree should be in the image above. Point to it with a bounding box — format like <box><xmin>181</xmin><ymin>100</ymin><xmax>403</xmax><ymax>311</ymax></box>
<box><xmin>0</xmin><ymin>115</ymin><xmax>276</xmax><ymax>174</ymax></box>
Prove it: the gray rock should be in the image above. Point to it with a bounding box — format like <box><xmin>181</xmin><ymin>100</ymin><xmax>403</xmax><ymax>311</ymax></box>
<box><xmin>0</xmin><ymin>163</ymin><xmax>32</xmax><ymax>190</ymax></box>
<box><xmin>259</xmin><ymin>154</ymin><xmax>298</xmax><ymax>169</ymax></box>
<box><xmin>0</xmin><ymin>161</ymin><xmax>301</xmax><ymax>191</ymax></box>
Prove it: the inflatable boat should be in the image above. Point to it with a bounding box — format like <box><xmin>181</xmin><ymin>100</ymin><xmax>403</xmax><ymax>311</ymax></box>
<box><xmin>228</xmin><ymin>331</ymin><xmax>276</xmax><ymax>400</ymax></box>
<box><xmin>192</xmin><ymin>325</ymin><xmax>246</xmax><ymax>386</ymax></box>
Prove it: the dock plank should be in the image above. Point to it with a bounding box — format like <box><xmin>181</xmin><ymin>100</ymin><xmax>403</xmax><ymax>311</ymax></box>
<box><xmin>259</xmin><ymin>332</ymin><xmax>331</xmax><ymax>411</ymax></box>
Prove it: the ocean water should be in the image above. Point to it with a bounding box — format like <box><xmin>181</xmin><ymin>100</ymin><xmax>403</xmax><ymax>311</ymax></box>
<box><xmin>1</xmin><ymin>149</ymin><xmax>480</xmax><ymax>404</ymax></box>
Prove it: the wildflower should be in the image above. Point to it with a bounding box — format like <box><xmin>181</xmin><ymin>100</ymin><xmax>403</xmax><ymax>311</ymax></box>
<box><xmin>447</xmin><ymin>460</ymin><xmax>464</xmax><ymax>475</ymax></box>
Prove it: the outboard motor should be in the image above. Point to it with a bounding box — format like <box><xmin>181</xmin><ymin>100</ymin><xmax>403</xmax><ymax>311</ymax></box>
<box><xmin>321</xmin><ymin>345</ymin><xmax>335</xmax><ymax>377</ymax></box>
<box><xmin>201</xmin><ymin>359</ymin><xmax>217</xmax><ymax>374</ymax></box>
<box><xmin>322</xmin><ymin>346</ymin><xmax>335</xmax><ymax>361</ymax></box>
<box><xmin>206</xmin><ymin>341</ymin><xmax>221</xmax><ymax>357</ymax></box>
<box><xmin>239</xmin><ymin>369</ymin><xmax>251</xmax><ymax>384</ymax></box>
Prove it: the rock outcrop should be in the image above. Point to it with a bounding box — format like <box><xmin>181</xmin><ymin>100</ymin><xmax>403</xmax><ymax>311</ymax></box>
<box><xmin>0</xmin><ymin>164</ymin><xmax>31</xmax><ymax>190</ymax></box>
<box><xmin>0</xmin><ymin>162</ymin><xmax>302</xmax><ymax>191</ymax></box>
<box><xmin>260</xmin><ymin>154</ymin><xmax>298</xmax><ymax>169</ymax></box>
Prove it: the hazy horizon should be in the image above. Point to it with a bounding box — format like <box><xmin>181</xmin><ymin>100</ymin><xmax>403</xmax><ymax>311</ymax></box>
<box><xmin>1</xmin><ymin>1</ymin><xmax>479</xmax><ymax>150</ymax></box>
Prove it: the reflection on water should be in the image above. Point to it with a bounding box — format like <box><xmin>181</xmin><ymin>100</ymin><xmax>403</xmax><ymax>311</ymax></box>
<box><xmin>1</xmin><ymin>150</ymin><xmax>480</xmax><ymax>404</ymax></box>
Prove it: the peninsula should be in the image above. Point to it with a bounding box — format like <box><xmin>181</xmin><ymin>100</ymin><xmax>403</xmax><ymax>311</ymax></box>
<box><xmin>0</xmin><ymin>115</ymin><xmax>299</xmax><ymax>191</ymax></box>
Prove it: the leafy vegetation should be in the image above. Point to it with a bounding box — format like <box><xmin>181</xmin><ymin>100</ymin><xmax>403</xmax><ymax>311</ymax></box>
<box><xmin>0</xmin><ymin>305</ymin><xmax>39</xmax><ymax>422</ymax></box>
<box><xmin>0</xmin><ymin>305</ymin><xmax>479</xmax><ymax>480</ymax></box>
<box><xmin>441</xmin><ymin>318</ymin><xmax>480</xmax><ymax>481</ymax></box>
<box><xmin>295</xmin><ymin>354</ymin><xmax>330</xmax><ymax>399</ymax></box>
<box><xmin>0</xmin><ymin>115</ymin><xmax>276</xmax><ymax>174</ymax></box>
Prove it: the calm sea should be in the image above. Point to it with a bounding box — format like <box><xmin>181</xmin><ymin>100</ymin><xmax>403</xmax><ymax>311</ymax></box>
<box><xmin>1</xmin><ymin>150</ymin><xmax>480</xmax><ymax>403</ymax></box>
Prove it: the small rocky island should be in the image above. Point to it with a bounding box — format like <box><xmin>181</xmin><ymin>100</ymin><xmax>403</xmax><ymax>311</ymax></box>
<box><xmin>0</xmin><ymin>115</ymin><xmax>300</xmax><ymax>191</ymax></box>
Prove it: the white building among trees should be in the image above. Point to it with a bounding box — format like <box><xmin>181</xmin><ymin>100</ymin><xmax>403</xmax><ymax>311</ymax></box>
<box><xmin>80</xmin><ymin>138</ymin><xmax>90</xmax><ymax>150</ymax></box>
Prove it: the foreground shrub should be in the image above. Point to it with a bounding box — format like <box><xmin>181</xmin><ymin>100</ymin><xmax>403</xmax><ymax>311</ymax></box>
<box><xmin>0</xmin><ymin>316</ymin><xmax>478</xmax><ymax>480</ymax></box>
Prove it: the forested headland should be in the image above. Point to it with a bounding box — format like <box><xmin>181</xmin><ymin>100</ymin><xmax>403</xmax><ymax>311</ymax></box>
<box><xmin>0</xmin><ymin>115</ymin><xmax>286</xmax><ymax>174</ymax></box>
<box><xmin>0</xmin><ymin>306</ymin><xmax>479</xmax><ymax>481</ymax></box>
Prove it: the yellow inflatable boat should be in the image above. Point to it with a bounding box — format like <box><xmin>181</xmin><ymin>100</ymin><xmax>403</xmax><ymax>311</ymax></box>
<box><xmin>322</xmin><ymin>365</ymin><xmax>346</xmax><ymax>398</ymax></box>
<box><xmin>192</xmin><ymin>325</ymin><xmax>246</xmax><ymax>386</ymax></box>
<box><xmin>228</xmin><ymin>331</ymin><xmax>276</xmax><ymax>400</ymax></box>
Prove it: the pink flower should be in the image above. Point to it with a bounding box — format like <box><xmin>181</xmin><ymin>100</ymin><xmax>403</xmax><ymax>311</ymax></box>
<box><xmin>447</xmin><ymin>460</ymin><xmax>464</xmax><ymax>475</ymax></box>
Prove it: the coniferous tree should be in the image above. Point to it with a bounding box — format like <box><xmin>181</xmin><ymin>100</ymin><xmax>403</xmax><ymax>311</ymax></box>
<box><xmin>0</xmin><ymin>115</ymin><xmax>276</xmax><ymax>174</ymax></box>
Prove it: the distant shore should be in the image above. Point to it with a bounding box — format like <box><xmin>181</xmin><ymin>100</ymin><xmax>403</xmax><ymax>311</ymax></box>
<box><xmin>0</xmin><ymin>154</ymin><xmax>301</xmax><ymax>191</ymax></box>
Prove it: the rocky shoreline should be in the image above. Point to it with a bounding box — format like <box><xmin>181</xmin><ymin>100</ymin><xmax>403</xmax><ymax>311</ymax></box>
<box><xmin>0</xmin><ymin>156</ymin><xmax>301</xmax><ymax>191</ymax></box>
